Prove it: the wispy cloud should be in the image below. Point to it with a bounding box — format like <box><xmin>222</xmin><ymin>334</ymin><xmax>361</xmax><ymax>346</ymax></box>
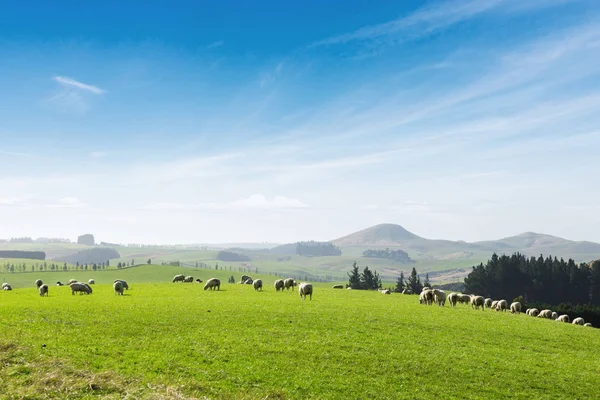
<box><xmin>53</xmin><ymin>76</ymin><xmax>106</xmax><ymax>94</ymax></box>
<box><xmin>90</xmin><ymin>151</ymin><xmax>108</xmax><ymax>158</ymax></box>
<box><xmin>206</xmin><ymin>40</ymin><xmax>224</xmax><ymax>49</ymax></box>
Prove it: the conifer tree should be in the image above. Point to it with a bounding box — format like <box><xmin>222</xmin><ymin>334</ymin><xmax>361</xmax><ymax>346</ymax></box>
<box><xmin>347</xmin><ymin>261</ymin><xmax>362</xmax><ymax>289</ymax></box>
<box><xmin>394</xmin><ymin>271</ymin><xmax>405</xmax><ymax>292</ymax></box>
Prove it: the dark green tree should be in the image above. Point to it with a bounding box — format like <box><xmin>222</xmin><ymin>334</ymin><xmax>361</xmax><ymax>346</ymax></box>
<box><xmin>423</xmin><ymin>273</ymin><xmax>431</xmax><ymax>288</ymax></box>
<box><xmin>407</xmin><ymin>267</ymin><xmax>422</xmax><ymax>294</ymax></box>
<box><xmin>347</xmin><ymin>261</ymin><xmax>362</xmax><ymax>289</ymax></box>
<box><xmin>394</xmin><ymin>271</ymin><xmax>405</xmax><ymax>292</ymax></box>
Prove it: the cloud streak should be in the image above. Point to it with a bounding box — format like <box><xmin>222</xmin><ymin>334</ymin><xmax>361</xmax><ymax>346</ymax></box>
<box><xmin>53</xmin><ymin>76</ymin><xmax>106</xmax><ymax>94</ymax></box>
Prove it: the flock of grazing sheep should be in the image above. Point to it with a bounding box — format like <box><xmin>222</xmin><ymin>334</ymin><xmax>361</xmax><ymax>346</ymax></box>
<box><xmin>1</xmin><ymin>278</ymin><xmax>130</xmax><ymax>296</ymax></box>
<box><xmin>418</xmin><ymin>287</ymin><xmax>593</xmax><ymax>327</ymax></box>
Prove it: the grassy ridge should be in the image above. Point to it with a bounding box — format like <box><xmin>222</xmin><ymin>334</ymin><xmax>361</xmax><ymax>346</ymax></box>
<box><xmin>1</xmin><ymin>266</ymin><xmax>599</xmax><ymax>399</ymax></box>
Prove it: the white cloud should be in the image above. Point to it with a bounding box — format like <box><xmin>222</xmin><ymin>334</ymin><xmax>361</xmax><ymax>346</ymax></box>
<box><xmin>206</xmin><ymin>40</ymin><xmax>224</xmax><ymax>49</ymax></box>
<box><xmin>53</xmin><ymin>76</ymin><xmax>106</xmax><ymax>94</ymax></box>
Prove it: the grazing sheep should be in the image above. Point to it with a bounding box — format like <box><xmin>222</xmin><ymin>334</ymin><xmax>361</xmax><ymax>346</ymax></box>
<box><xmin>1</xmin><ymin>282</ymin><xmax>9</xmax><ymax>289</ymax></box>
<box><xmin>419</xmin><ymin>289</ymin><xmax>434</xmax><ymax>305</ymax></box>
<box><xmin>402</xmin><ymin>288</ymin><xmax>412</xmax><ymax>295</ymax></box>
<box><xmin>88</xmin><ymin>279</ymin><xmax>95</xmax><ymax>285</ymax></box>
<box><xmin>114</xmin><ymin>280</ymin><xmax>129</xmax><ymax>290</ymax></box>
<box><xmin>70</xmin><ymin>282</ymin><xmax>91</xmax><ymax>295</ymax></box>
<box><xmin>35</xmin><ymin>279</ymin><xmax>43</xmax><ymax>289</ymax></box>
<box><xmin>432</xmin><ymin>289</ymin><xmax>446</xmax><ymax>306</ymax></box>
<box><xmin>346</xmin><ymin>287</ymin><xmax>352</xmax><ymax>290</ymax></box>
<box><xmin>496</xmin><ymin>300</ymin><xmax>508</xmax><ymax>312</ymax></box>
<box><xmin>458</xmin><ymin>294</ymin><xmax>471</xmax><ymax>304</ymax></box>
<box><xmin>572</xmin><ymin>317</ymin><xmax>585</xmax><ymax>326</ymax></box>
<box><xmin>491</xmin><ymin>300</ymin><xmax>498</xmax><ymax>310</ymax></box>
<box><xmin>510</xmin><ymin>302</ymin><xmax>522</xmax><ymax>314</ymax></box>
<box><xmin>240</xmin><ymin>275</ymin><xmax>252</xmax><ymax>284</ymax></box>
<box><xmin>56</xmin><ymin>281</ymin><xmax>64</xmax><ymax>286</ymax></box>
<box><xmin>39</xmin><ymin>284</ymin><xmax>49</xmax><ymax>297</ymax></box>
<box><xmin>243</xmin><ymin>278</ymin><xmax>253</xmax><ymax>284</ymax></box>
<box><xmin>68</xmin><ymin>279</ymin><xmax>78</xmax><ymax>285</ymax></box>
<box><xmin>332</xmin><ymin>284</ymin><xmax>344</xmax><ymax>289</ymax></box>
<box><xmin>253</xmin><ymin>279</ymin><xmax>263</xmax><ymax>291</ymax></box>
<box><xmin>556</xmin><ymin>314</ymin><xmax>570</xmax><ymax>323</ymax></box>
<box><xmin>551</xmin><ymin>312</ymin><xmax>558</xmax><ymax>320</ymax></box>
<box><xmin>113</xmin><ymin>280</ymin><xmax>124</xmax><ymax>295</ymax></box>
<box><xmin>538</xmin><ymin>309</ymin><xmax>553</xmax><ymax>319</ymax></box>
<box><xmin>3</xmin><ymin>284</ymin><xmax>12</xmax><ymax>291</ymax></box>
<box><xmin>284</xmin><ymin>278</ymin><xmax>296</xmax><ymax>291</ymax></box>
<box><xmin>528</xmin><ymin>308</ymin><xmax>540</xmax><ymax>317</ymax></box>
<box><xmin>83</xmin><ymin>283</ymin><xmax>93</xmax><ymax>294</ymax></box>
<box><xmin>172</xmin><ymin>274</ymin><xmax>185</xmax><ymax>283</ymax></box>
<box><xmin>584</xmin><ymin>323</ymin><xmax>592</xmax><ymax>327</ymax></box>
<box><xmin>470</xmin><ymin>295</ymin><xmax>485</xmax><ymax>310</ymax></box>
<box><xmin>484</xmin><ymin>298</ymin><xmax>493</xmax><ymax>308</ymax></box>
<box><xmin>381</xmin><ymin>289</ymin><xmax>391</xmax><ymax>295</ymax></box>
<box><xmin>183</xmin><ymin>276</ymin><xmax>194</xmax><ymax>283</ymax></box>
<box><xmin>204</xmin><ymin>278</ymin><xmax>221</xmax><ymax>291</ymax></box>
<box><xmin>195</xmin><ymin>278</ymin><xmax>203</xmax><ymax>283</ymax></box>
<box><xmin>274</xmin><ymin>279</ymin><xmax>285</xmax><ymax>291</ymax></box>
<box><xmin>299</xmin><ymin>282</ymin><xmax>313</xmax><ymax>300</ymax></box>
<box><xmin>447</xmin><ymin>293</ymin><xmax>458</xmax><ymax>307</ymax></box>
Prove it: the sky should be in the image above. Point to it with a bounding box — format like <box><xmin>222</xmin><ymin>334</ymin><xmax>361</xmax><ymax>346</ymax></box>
<box><xmin>1</xmin><ymin>0</ymin><xmax>600</xmax><ymax>245</ymax></box>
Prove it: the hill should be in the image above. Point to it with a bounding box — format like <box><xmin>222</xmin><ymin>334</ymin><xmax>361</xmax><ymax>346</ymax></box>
<box><xmin>332</xmin><ymin>223</ymin><xmax>422</xmax><ymax>247</ymax></box>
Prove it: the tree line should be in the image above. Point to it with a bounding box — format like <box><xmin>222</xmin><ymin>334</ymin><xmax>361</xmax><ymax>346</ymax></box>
<box><xmin>296</xmin><ymin>241</ymin><xmax>342</xmax><ymax>257</ymax></box>
<box><xmin>0</xmin><ymin>250</ymin><xmax>46</xmax><ymax>260</ymax></box>
<box><xmin>362</xmin><ymin>248</ymin><xmax>414</xmax><ymax>263</ymax></box>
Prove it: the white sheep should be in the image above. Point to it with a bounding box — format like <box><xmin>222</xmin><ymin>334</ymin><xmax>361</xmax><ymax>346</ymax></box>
<box><xmin>447</xmin><ymin>293</ymin><xmax>458</xmax><ymax>307</ymax></box>
<box><xmin>484</xmin><ymin>298</ymin><xmax>493</xmax><ymax>308</ymax></box>
<box><xmin>240</xmin><ymin>275</ymin><xmax>252</xmax><ymax>284</ymax></box>
<box><xmin>556</xmin><ymin>314</ymin><xmax>570</xmax><ymax>323</ymax></box>
<box><xmin>253</xmin><ymin>279</ymin><xmax>263</xmax><ymax>291</ymax></box>
<box><xmin>433</xmin><ymin>289</ymin><xmax>446</xmax><ymax>306</ymax></box>
<box><xmin>113</xmin><ymin>280</ymin><xmax>124</xmax><ymax>295</ymax></box>
<box><xmin>551</xmin><ymin>312</ymin><xmax>558</xmax><ymax>320</ymax></box>
<box><xmin>183</xmin><ymin>276</ymin><xmax>194</xmax><ymax>283</ymax></box>
<box><xmin>3</xmin><ymin>284</ymin><xmax>12</xmax><ymax>291</ymax></box>
<box><xmin>419</xmin><ymin>289</ymin><xmax>434</xmax><ymax>305</ymax></box>
<box><xmin>422</xmin><ymin>287</ymin><xmax>430</xmax><ymax>291</ymax></box>
<box><xmin>299</xmin><ymin>282</ymin><xmax>313</xmax><ymax>300</ymax></box>
<box><xmin>538</xmin><ymin>309</ymin><xmax>553</xmax><ymax>319</ymax></box>
<box><xmin>284</xmin><ymin>278</ymin><xmax>296</xmax><ymax>291</ymax></box>
<box><xmin>572</xmin><ymin>317</ymin><xmax>585</xmax><ymax>326</ymax></box>
<box><xmin>381</xmin><ymin>289</ymin><xmax>391</xmax><ymax>295</ymax></box>
<box><xmin>68</xmin><ymin>279</ymin><xmax>78</xmax><ymax>285</ymax></box>
<box><xmin>56</xmin><ymin>281</ymin><xmax>64</xmax><ymax>286</ymax></box>
<box><xmin>70</xmin><ymin>282</ymin><xmax>91</xmax><ymax>295</ymax></box>
<box><xmin>496</xmin><ymin>300</ymin><xmax>508</xmax><ymax>312</ymax></box>
<box><xmin>243</xmin><ymin>278</ymin><xmax>253</xmax><ymax>285</ymax></box>
<box><xmin>204</xmin><ymin>278</ymin><xmax>221</xmax><ymax>291</ymax></box>
<box><xmin>491</xmin><ymin>300</ymin><xmax>498</xmax><ymax>310</ymax></box>
<box><xmin>35</xmin><ymin>279</ymin><xmax>43</xmax><ymax>289</ymax></box>
<box><xmin>172</xmin><ymin>274</ymin><xmax>185</xmax><ymax>283</ymax></box>
<box><xmin>39</xmin><ymin>284</ymin><xmax>49</xmax><ymax>297</ymax></box>
<box><xmin>528</xmin><ymin>308</ymin><xmax>539</xmax><ymax>317</ymax></box>
<box><xmin>114</xmin><ymin>280</ymin><xmax>129</xmax><ymax>290</ymax></box>
<box><xmin>510</xmin><ymin>302</ymin><xmax>522</xmax><ymax>314</ymax></box>
<box><xmin>332</xmin><ymin>284</ymin><xmax>344</xmax><ymax>289</ymax></box>
<box><xmin>1</xmin><ymin>282</ymin><xmax>9</xmax><ymax>289</ymax></box>
<box><xmin>88</xmin><ymin>279</ymin><xmax>95</xmax><ymax>285</ymax></box>
<box><xmin>458</xmin><ymin>294</ymin><xmax>471</xmax><ymax>304</ymax></box>
<box><xmin>584</xmin><ymin>323</ymin><xmax>592</xmax><ymax>327</ymax></box>
<box><xmin>470</xmin><ymin>295</ymin><xmax>485</xmax><ymax>310</ymax></box>
<box><xmin>274</xmin><ymin>279</ymin><xmax>285</xmax><ymax>291</ymax></box>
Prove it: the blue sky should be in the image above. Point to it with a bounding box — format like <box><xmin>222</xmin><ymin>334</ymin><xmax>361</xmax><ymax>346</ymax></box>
<box><xmin>1</xmin><ymin>0</ymin><xmax>599</xmax><ymax>244</ymax></box>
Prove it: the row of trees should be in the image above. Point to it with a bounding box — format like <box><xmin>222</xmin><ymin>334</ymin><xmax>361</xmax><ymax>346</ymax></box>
<box><xmin>0</xmin><ymin>250</ymin><xmax>46</xmax><ymax>260</ymax></box>
<box><xmin>393</xmin><ymin>268</ymin><xmax>430</xmax><ymax>294</ymax></box>
<box><xmin>362</xmin><ymin>248</ymin><xmax>413</xmax><ymax>263</ymax></box>
<box><xmin>464</xmin><ymin>253</ymin><xmax>600</xmax><ymax>305</ymax></box>
<box><xmin>347</xmin><ymin>262</ymin><xmax>382</xmax><ymax>290</ymax></box>
<box><xmin>216</xmin><ymin>251</ymin><xmax>251</xmax><ymax>262</ymax></box>
<box><xmin>2</xmin><ymin>260</ymin><xmax>112</xmax><ymax>273</ymax></box>
<box><xmin>296</xmin><ymin>241</ymin><xmax>342</xmax><ymax>257</ymax></box>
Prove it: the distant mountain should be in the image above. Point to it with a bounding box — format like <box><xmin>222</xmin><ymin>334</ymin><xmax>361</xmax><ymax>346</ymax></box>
<box><xmin>331</xmin><ymin>223</ymin><xmax>422</xmax><ymax>247</ymax></box>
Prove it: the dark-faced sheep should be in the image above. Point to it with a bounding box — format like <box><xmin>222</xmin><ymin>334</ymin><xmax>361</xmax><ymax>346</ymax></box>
<box><xmin>572</xmin><ymin>317</ymin><xmax>585</xmax><ymax>325</ymax></box>
<box><xmin>556</xmin><ymin>314</ymin><xmax>570</xmax><ymax>323</ymax></box>
<box><xmin>56</xmin><ymin>281</ymin><xmax>64</xmax><ymax>286</ymax></box>
<box><xmin>432</xmin><ymin>289</ymin><xmax>446</xmax><ymax>306</ymax></box>
<box><xmin>3</xmin><ymin>284</ymin><xmax>12</xmax><ymax>291</ymax></box>
<box><xmin>114</xmin><ymin>280</ymin><xmax>129</xmax><ymax>290</ymax></box>
<box><xmin>2</xmin><ymin>283</ymin><xmax>9</xmax><ymax>290</ymax></box>
<box><xmin>243</xmin><ymin>278</ymin><xmax>253</xmax><ymax>284</ymax></box>
<box><xmin>241</xmin><ymin>275</ymin><xmax>252</xmax><ymax>284</ymax></box>
<box><xmin>551</xmin><ymin>312</ymin><xmax>558</xmax><ymax>320</ymax></box>
<box><xmin>458</xmin><ymin>294</ymin><xmax>471</xmax><ymax>304</ymax></box>
<box><xmin>39</xmin><ymin>284</ymin><xmax>49</xmax><ymax>297</ymax></box>
<box><xmin>70</xmin><ymin>282</ymin><xmax>91</xmax><ymax>295</ymax></box>
<box><xmin>332</xmin><ymin>284</ymin><xmax>344</xmax><ymax>289</ymax></box>
<box><xmin>510</xmin><ymin>302</ymin><xmax>522</xmax><ymax>314</ymax></box>
<box><xmin>419</xmin><ymin>289</ymin><xmax>434</xmax><ymax>305</ymax></box>
<box><xmin>538</xmin><ymin>309</ymin><xmax>553</xmax><ymax>319</ymax></box>
<box><xmin>113</xmin><ymin>281</ymin><xmax>124</xmax><ymax>295</ymax></box>
<box><xmin>484</xmin><ymin>298</ymin><xmax>493</xmax><ymax>308</ymax></box>
<box><xmin>253</xmin><ymin>279</ymin><xmax>263</xmax><ymax>291</ymax></box>
<box><xmin>204</xmin><ymin>278</ymin><xmax>220</xmax><ymax>291</ymax></box>
<box><xmin>299</xmin><ymin>282</ymin><xmax>313</xmax><ymax>300</ymax></box>
<box><xmin>527</xmin><ymin>308</ymin><xmax>539</xmax><ymax>317</ymax></box>
<box><xmin>88</xmin><ymin>279</ymin><xmax>95</xmax><ymax>284</ymax></box>
<box><xmin>284</xmin><ymin>278</ymin><xmax>296</xmax><ymax>291</ymax></box>
<box><xmin>35</xmin><ymin>279</ymin><xmax>43</xmax><ymax>289</ymax></box>
<box><xmin>496</xmin><ymin>300</ymin><xmax>508</xmax><ymax>312</ymax></box>
<box><xmin>195</xmin><ymin>278</ymin><xmax>203</xmax><ymax>283</ymax></box>
<box><xmin>183</xmin><ymin>276</ymin><xmax>194</xmax><ymax>283</ymax></box>
<box><xmin>274</xmin><ymin>279</ymin><xmax>284</xmax><ymax>291</ymax></box>
<box><xmin>470</xmin><ymin>295</ymin><xmax>485</xmax><ymax>310</ymax></box>
<box><xmin>172</xmin><ymin>274</ymin><xmax>185</xmax><ymax>283</ymax></box>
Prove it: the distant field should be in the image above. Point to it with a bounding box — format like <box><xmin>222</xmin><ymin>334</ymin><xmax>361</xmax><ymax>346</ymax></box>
<box><xmin>1</xmin><ymin>265</ymin><xmax>598</xmax><ymax>399</ymax></box>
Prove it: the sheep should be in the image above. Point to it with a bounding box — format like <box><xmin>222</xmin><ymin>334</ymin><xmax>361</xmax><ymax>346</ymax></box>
<box><xmin>113</xmin><ymin>280</ymin><xmax>124</xmax><ymax>295</ymax></box>
<box><xmin>572</xmin><ymin>317</ymin><xmax>585</xmax><ymax>326</ymax></box>
<box><xmin>422</xmin><ymin>287</ymin><xmax>430</xmax><ymax>291</ymax></box>
<box><xmin>3</xmin><ymin>284</ymin><xmax>12</xmax><ymax>291</ymax></box>
<box><xmin>447</xmin><ymin>293</ymin><xmax>458</xmax><ymax>307</ymax></box>
<box><xmin>183</xmin><ymin>276</ymin><xmax>194</xmax><ymax>283</ymax></box>
<box><xmin>88</xmin><ymin>279</ymin><xmax>95</xmax><ymax>285</ymax></box>
<box><xmin>584</xmin><ymin>323</ymin><xmax>592</xmax><ymax>327</ymax></box>
<box><xmin>243</xmin><ymin>278</ymin><xmax>253</xmax><ymax>285</ymax></box>
<box><xmin>484</xmin><ymin>298</ymin><xmax>493</xmax><ymax>308</ymax></box>
<box><xmin>551</xmin><ymin>312</ymin><xmax>558</xmax><ymax>320</ymax></box>
<box><xmin>470</xmin><ymin>295</ymin><xmax>485</xmax><ymax>310</ymax></box>
<box><xmin>332</xmin><ymin>284</ymin><xmax>344</xmax><ymax>289</ymax></box>
<box><xmin>83</xmin><ymin>283</ymin><xmax>93</xmax><ymax>294</ymax></box>
<box><xmin>556</xmin><ymin>314</ymin><xmax>570</xmax><ymax>323</ymax></box>
<box><xmin>457</xmin><ymin>294</ymin><xmax>471</xmax><ymax>304</ymax></box>
<box><xmin>253</xmin><ymin>279</ymin><xmax>263</xmax><ymax>291</ymax></box>
<box><xmin>496</xmin><ymin>300</ymin><xmax>508</xmax><ymax>312</ymax></box>
<box><xmin>70</xmin><ymin>282</ymin><xmax>91</xmax><ymax>295</ymax></box>
<box><xmin>510</xmin><ymin>302</ymin><xmax>522</xmax><ymax>314</ymax></box>
<box><xmin>346</xmin><ymin>287</ymin><xmax>352</xmax><ymax>290</ymax></box>
<box><xmin>419</xmin><ymin>289</ymin><xmax>434</xmax><ymax>305</ymax></box>
<box><xmin>299</xmin><ymin>282</ymin><xmax>313</xmax><ymax>300</ymax></box>
<box><xmin>35</xmin><ymin>279</ymin><xmax>43</xmax><ymax>289</ymax></box>
<box><xmin>381</xmin><ymin>289</ymin><xmax>391</xmax><ymax>295</ymax></box>
<box><xmin>195</xmin><ymin>278</ymin><xmax>203</xmax><ymax>283</ymax></box>
<box><xmin>1</xmin><ymin>282</ymin><xmax>9</xmax><ymax>289</ymax></box>
<box><xmin>284</xmin><ymin>278</ymin><xmax>296</xmax><ymax>291</ymax></box>
<box><xmin>528</xmin><ymin>308</ymin><xmax>539</xmax><ymax>317</ymax></box>
<box><xmin>401</xmin><ymin>288</ymin><xmax>412</xmax><ymax>295</ymax></box>
<box><xmin>39</xmin><ymin>284</ymin><xmax>49</xmax><ymax>297</ymax></box>
<box><xmin>538</xmin><ymin>309</ymin><xmax>553</xmax><ymax>319</ymax></box>
<box><xmin>274</xmin><ymin>279</ymin><xmax>285</xmax><ymax>291</ymax></box>
<box><xmin>56</xmin><ymin>281</ymin><xmax>64</xmax><ymax>286</ymax></box>
<box><xmin>172</xmin><ymin>274</ymin><xmax>185</xmax><ymax>283</ymax></box>
<box><xmin>432</xmin><ymin>289</ymin><xmax>446</xmax><ymax>306</ymax></box>
<box><xmin>204</xmin><ymin>278</ymin><xmax>221</xmax><ymax>291</ymax></box>
<box><xmin>490</xmin><ymin>300</ymin><xmax>498</xmax><ymax>310</ymax></box>
<box><xmin>68</xmin><ymin>279</ymin><xmax>78</xmax><ymax>285</ymax></box>
<box><xmin>114</xmin><ymin>280</ymin><xmax>129</xmax><ymax>290</ymax></box>
<box><xmin>240</xmin><ymin>275</ymin><xmax>252</xmax><ymax>284</ymax></box>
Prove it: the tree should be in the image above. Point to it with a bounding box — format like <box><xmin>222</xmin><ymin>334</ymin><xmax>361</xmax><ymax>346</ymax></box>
<box><xmin>394</xmin><ymin>271</ymin><xmax>405</xmax><ymax>292</ymax></box>
<box><xmin>132</xmin><ymin>259</ymin><xmax>135</xmax><ymax>266</ymax></box>
<box><xmin>77</xmin><ymin>234</ymin><xmax>95</xmax><ymax>246</ymax></box>
<box><xmin>147</xmin><ymin>258</ymin><xmax>152</xmax><ymax>264</ymax></box>
<box><xmin>423</xmin><ymin>273</ymin><xmax>431</xmax><ymax>288</ymax></box>
<box><xmin>347</xmin><ymin>262</ymin><xmax>362</xmax><ymax>289</ymax></box>
<box><xmin>228</xmin><ymin>275</ymin><xmax>235</xmax><ymax>283</ymax></box>
<box><xmin>407</xmin><ymin>267</ymin><xmax>422</xmax><ymax>295</ymax></box>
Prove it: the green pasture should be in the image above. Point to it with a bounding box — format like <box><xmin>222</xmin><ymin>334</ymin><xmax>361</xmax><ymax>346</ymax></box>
<box><xmin>0</xmin><ymin>265</ymin><xmax>598</xmax><ymax>399</ymax></box>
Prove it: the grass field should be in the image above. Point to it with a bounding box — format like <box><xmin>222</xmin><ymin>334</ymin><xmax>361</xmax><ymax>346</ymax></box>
<box><xmin>1</xmin><ymin>265</ymin><xmax>599</xmax><ymax>399</ymax></box>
